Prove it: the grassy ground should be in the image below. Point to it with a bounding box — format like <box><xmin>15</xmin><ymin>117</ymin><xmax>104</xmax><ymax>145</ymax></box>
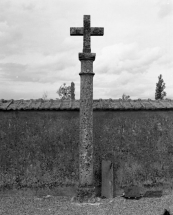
<box><xmin>0</xmin><ymin>184</ymin><xmax>173</xmax><ymax>215</ymax></box>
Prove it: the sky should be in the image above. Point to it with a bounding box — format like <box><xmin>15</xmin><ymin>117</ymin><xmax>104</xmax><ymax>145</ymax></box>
<box><xmin>0</xmin><ymin>0</ymin><xmax>172</xmax><ymax>100</ymax></box>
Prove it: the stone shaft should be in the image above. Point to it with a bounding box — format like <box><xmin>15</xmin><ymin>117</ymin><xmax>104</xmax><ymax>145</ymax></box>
<box><xmin>79</xmin><ymin>53</ymin><xmax>95</xmax><ymax>186</ymax></box>
<box><xmin>83</xmin><ymin>15</ymin><xmax>91</xmax><ymax>53</ymax></box>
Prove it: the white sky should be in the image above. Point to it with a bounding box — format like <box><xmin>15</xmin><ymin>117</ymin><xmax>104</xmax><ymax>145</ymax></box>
<box><xmin>0</xmin><ymin>0</ymin><xmax>172</xmax><ymax>100</ymax></box>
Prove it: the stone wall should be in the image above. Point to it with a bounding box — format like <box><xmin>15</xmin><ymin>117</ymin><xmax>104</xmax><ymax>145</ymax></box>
<box><xmin>0</xmin><ymin>110</ymin><xmax>173</xmax><ymax>189</ymax></box>
<box><xmin>0</xmin><ymin>111</ymin><xmax>79</xmax><ymax>188</ymax></box>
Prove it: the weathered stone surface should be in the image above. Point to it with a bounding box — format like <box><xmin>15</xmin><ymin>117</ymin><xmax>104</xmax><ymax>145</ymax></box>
<box><xmin>70</xmin><ymin>27</ymin><xmax>104</xmax><ymax>37</ymax></box>
<box><xmin>91</xmin><ymin>27</ymin><xmax>104</xmax><ymax>35</ymax></box>
<box><xmin>70</xmin><ymin>14</ymin><xmax>104</xmax><ymax>201</ymax></box>
<box><xmin>79</xmin><ymin>73</ymin><xmax>94</xmax><ymax>186</ymax></box>
<box><xmin>83</xmin><ymin>15</ymin><xmax>91</xmax><ymax>53</ymax></box>
<box><xmin>101</xmin><ymin>160</ymin><xmax>114</xmax><ymax>198</ymax></box>
<box><xmin>73</xmin><ymin>186</ymin><xmax>96</xmax><ymax>203</ymax></box>
<box><xmin>80</xmin><ymin>60</ymin><xmax>95</xmax><ymax>75</ymax></box>
<box><xmin>70</xmin><ymin>27</ymin><xmax>83</xmax><ymax>35</ymax></box>
<box><xmin>79</xmin><ymin>53</ymin><xmax>95</xmax><ymax>61</ymax></box>
<box><xmin>70</xmin><ymin>15</ymin><xmax>104</xmax><ymax>53</ymax></box>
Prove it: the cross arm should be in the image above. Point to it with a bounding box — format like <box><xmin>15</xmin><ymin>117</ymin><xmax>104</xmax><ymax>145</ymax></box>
<box><xmin>70</xmin><ymin>27</ymin><xmax>104</xmax><ymax>36</ymax></box>
<box><xmin>70</xmin><ymin>27</ymin><xmax>83</xmax><ymax>36</ymax></box>
<box><xmin>91</xmin><ymin>27</ymin><xmax>104</xmax><ymax>36</ymax></box>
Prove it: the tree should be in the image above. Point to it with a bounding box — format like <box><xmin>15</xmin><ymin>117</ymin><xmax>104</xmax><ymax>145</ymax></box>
<box><xmin>42</xmin><ymin>91</ymin><xmax>48</xmax><ymax>100</ymax></box>
<box><xmin>122</xmin><ymin>93</ymin><xmax>130</xmax><ymax>100</ymax></box>
<box><xmin>155</xmin><ymin>74</ymin><xmax>166</xmax><ymax>100</ymax></box>
<box><xmin>71</xmin><ymin>82</ymin><xmax>75</xmax><ymax>100</ymax></box>
<box><xmin>57</xmin><ymin>82</ymin><xmax>75</xmax><ymax>100</ymax></box>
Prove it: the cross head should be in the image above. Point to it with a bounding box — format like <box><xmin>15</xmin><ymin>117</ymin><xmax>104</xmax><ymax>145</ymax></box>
<box><xmin>70</xmin><ymin>15</ymin><xmax>104</xmax><ymax>53</ymax></box>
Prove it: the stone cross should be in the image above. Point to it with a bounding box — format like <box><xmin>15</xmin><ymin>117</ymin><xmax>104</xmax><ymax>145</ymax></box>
<box><xmin>70</xmin><ymin>15</ymin><xmax>104</xmax><ymax>202</ymax></box>
<box><xmin>70</xmin><ymin>15</ymin><xmax>104</xmax><ymax>53</ymax></box>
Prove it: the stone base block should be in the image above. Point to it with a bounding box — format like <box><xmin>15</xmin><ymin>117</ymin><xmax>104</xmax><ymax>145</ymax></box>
<box><xmin>71</xmin><ymin>186</ymin><xmax>96</xmax><ymax>203</ymax></box>
<box><xmin>101</xmin><ymin>159</ymin><xmax>114</xmax><ymax>198</ymax></box>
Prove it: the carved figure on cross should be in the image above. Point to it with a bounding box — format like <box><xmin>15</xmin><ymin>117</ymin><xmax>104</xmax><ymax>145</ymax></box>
<box><xmin>70</xmin><ymin>15</ymin><xmax>104</xmax><ymax>53</ymax></box>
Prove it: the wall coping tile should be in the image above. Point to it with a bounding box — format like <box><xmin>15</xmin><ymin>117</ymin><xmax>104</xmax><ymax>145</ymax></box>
<box><xmin>0</xmin><ymin>99</ymin><xmax>173</xmax><ymax>111</ymax></box>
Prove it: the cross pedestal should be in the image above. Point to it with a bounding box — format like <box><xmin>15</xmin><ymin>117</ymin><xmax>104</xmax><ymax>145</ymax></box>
<box><xmin>70</xmin><ymin>15</ymin><xmax>104</xmax><ymax>202</ymax></box>
<box><xmin>77</xmin><ymin>52</ymin><xmax>95</xmax><ymax>202</ymax></box>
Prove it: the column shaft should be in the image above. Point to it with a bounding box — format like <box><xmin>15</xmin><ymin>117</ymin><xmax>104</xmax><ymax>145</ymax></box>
<box><xmin>79</xmin><ymin>53</ymin><xmax>95</xmax><ymax>188</ymax></box>
<box><xmin>79</xmin><ymin>73</ymin><xmax>94</xmax><ymax>186</ymax></box>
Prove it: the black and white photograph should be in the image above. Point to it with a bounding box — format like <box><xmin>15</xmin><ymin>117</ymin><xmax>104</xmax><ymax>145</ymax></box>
<box><xmin>0</xmin><ymin>0</ymin><xmax>173</xmax><ymax>214</ymax></box>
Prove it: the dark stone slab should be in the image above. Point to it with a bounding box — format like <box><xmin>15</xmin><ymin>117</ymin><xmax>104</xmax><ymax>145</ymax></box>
<box><xmin>101</xmin><ymin>160</ymin><xmax>114</xmax><ymax>198</ymax></box>
<box><xmin>143</xmin><ymin>190</ymin><xmax>163</xmax><ymax>198</ymax></box>
<box><xmin>122</xmin><ymin>185</ymin><xmax>142</xmax><ymax>200</ymax></box>
<box><xmin>162</xmin><ymin>209</ymin><xmax>171</xmax><ymax>215</ymax></box>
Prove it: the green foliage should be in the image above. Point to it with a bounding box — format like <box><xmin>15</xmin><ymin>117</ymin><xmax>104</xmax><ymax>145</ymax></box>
<box><xmin>57</xmin><ymin>83</ymin><xmax>71</xmax><ymax>100</ymax></box>
<box><xmin>155</xmin><ymin>74</ymin><xmax>166</xmax><ymax>100</ymax></box>
<box><xmin>42</xmin><ymin>91</ymin><xmax>48</xmax><ymax>100</ymax></box>
<box><xmin>57</xmin><ymin>82</ymin><xmax>75</xmax><ymax>100</ymax></box>
<box><xmin>122</xmin><ymin>94</ymin><xmax>130</xmax><ymax>100</ymax></box>
<box><xmin>71</xmin><ymin>82</ymin><xmax>75</xmax><ymax>100</ymax></box>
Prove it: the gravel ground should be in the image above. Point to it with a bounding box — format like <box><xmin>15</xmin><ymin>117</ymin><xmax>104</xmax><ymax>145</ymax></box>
<box><xmin>0</xmin><ymin>187</ymin><xmax>172</xmax><ymax>215</ymax></box>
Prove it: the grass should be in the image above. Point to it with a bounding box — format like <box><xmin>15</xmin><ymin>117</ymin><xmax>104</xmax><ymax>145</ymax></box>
<box><xmin>0</xmin><ymin>184</ymin><xmax>172</xmax><ymax>215</ymax></box>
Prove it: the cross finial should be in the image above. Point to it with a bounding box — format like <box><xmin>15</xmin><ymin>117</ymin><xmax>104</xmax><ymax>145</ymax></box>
<box><xmin>70</xmin><ymin>15</ymin><xmax>104</xmax><ymax>53</ymax></box>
